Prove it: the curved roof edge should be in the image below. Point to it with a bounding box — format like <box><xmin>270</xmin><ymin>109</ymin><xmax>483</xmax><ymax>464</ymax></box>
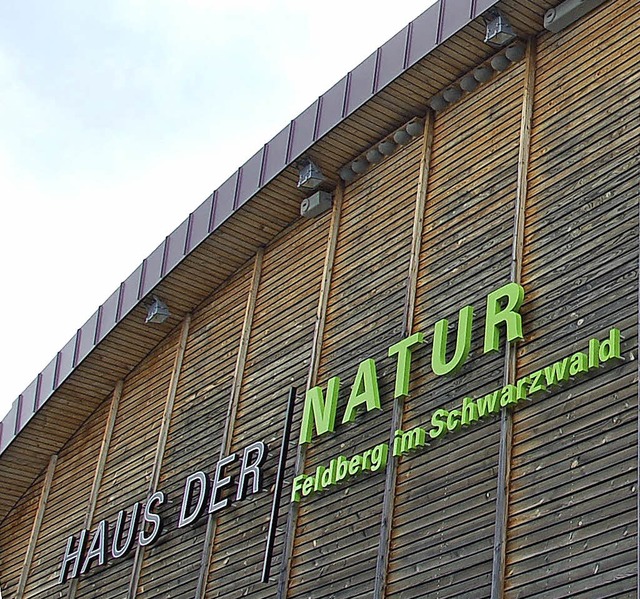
<box><xmin>0</xmin><ymin>0</ymin><xmax>503</xmax><ymax>457</ymax></box>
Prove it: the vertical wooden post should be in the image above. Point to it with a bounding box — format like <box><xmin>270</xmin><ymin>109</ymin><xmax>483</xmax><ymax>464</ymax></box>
<box><xmin>373</xmin><ymin>111</ymin><xmax>435</xmax><ymax>599</ymax></box>
<box><xmin>637</xmin><ymin>158</ymin><xmax>640</xmax><ymax>587</ymax></box>
<box><xmin>15</xmin><ymin>453</ymin><xmax>58</xmax><ymax>598</ymax></box>
<box><xmin>127</xmin><ymin>314</ymin><xmax>192</xmax><ymax>598</ymax></box>
<box><xmin>194</xmin><ymin>249</ymin><xmax>264</xmax><ymax>599</ymax></box>
<box><xmin>637</xmin><ymin>107</ymin><xmax>640</xmax><ymax>589</ymax></box>
<box><xmin>67</xmin><ymin>380</ymin><xmax>124</xmax><ymax>599</ymax></box>
<box><xmin>276</xmin><ymin>184</ymin><xmax>344</xmax><ymax>598</ymax></box>
<box><xmin>490</xmin><ymin>36</ymin><xmax>536</xmax><ymax>599</ymax></box>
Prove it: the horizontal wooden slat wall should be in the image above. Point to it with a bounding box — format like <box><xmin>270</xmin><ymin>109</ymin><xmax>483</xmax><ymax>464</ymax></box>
<box><xmin>22</xmin><ymin>401</ymin><xmax>109</xmax><ymax>598</ymax></box>
<box><xmin>288</xmin><ymin>136</ymin><xmax>422</xmax><ymax>599</ymax></box>
<box><xmin>0</xmin><ymin>468</ymin><xmax>48</xmax><ymax>598</ymax></box>
<box><xmin>387</xmin><ymin>61</ymin><xmax>525</xmax><ymax>598</ymax></box>
<box><xmin>134</xmin><ymin>267</ymin><xmax>253</xmax><ymax>599</ymax></box>
<box><xmin>205</xmin><ymin>216</ymin><xmax>330</xmax><ymax>598</ymax></box>
<box><xmin>73</xmin><ymin>327</ymin><xmax>183</xmax><ymax>598</ymax></box>
<box><xmin>506</xmin><ymin>0</ymin><xmax>639</xmax><ymax>596</ymax></box>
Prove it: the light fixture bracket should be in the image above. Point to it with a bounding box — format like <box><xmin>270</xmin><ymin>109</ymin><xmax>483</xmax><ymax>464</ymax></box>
<box><xmin>296</xmin><ymin>158</ymin><xmax>326</xmax><ymax>190</ymax></box>
<box><xmin>483</xmin><ymin>9</ymin><xmax>517</xmax><ymax>47</ymax></box>
<box><xmin>145</xmin><ymin>296</ymin><xmax>170</xmax><ymax>324</ymax></box>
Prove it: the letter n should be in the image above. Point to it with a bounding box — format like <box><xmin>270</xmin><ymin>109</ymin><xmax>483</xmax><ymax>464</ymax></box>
<box><xmin>298</xmin><ymin>377</ymin><xmax>340</xmax><ymax>444</ymax></box>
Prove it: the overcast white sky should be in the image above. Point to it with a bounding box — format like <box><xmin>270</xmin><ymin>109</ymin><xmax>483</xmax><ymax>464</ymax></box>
<box><xmin>0</xmin><ymin>1</ymin><xmax>435</xmax><ymax>422</ymax></box>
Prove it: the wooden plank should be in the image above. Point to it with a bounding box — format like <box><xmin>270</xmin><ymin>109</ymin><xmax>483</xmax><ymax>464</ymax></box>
<box><xmin>15</xmin><ymin>453</ymin><xmax>57</xmax><ymax>598</ymax></box>
<box><xmin>194</xmin><ymin>249</ymin><xmax>264</xmax><ymax>599</ymax></box>
<box><xmin>66</xmin><ymin>380</ymin><xmax>123</xmax><ymax>599</ymax></box>
<box><xmin>276</xmin><ymin>184</ymin><xmax>344</xmax><ymax>599</ymax></box>
<box><xmin>204</xmin><ymin>217</ymin><xmax>328</xmax><ymax>597</ymax></box>
<box><xmin>386</xmin><ymin>35</ymin><xmax>524</xmax><ymax>599</ymax></box>
<box><xmin>128</xmin><ymin>314</ymin><xmax>191</xmax><ymax>598</ymax></box>
<box><xmin>490</xmin><ymin>35</ymin><xmax>536</xmax><ymax>599</ymax></box>
<box><xmin>287</xmin><ymin>136</ymin><xmax>419</xmax><ymax>599</ymax></box>
<box><xmin>506</xmin><ymin>1</ymin><xmax>638</xmax><ymax>595</ymax></box>
<box><xmin>373</xmin><ymin>109</ymin><xmax>434</xmax><ymax>599</ymax></box>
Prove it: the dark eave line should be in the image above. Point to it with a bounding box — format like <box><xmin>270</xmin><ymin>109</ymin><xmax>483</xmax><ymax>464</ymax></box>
<box><xmin>0</xmin><ymin>0</ymin><xmax>511</xmax><ymax>456</ymax></box>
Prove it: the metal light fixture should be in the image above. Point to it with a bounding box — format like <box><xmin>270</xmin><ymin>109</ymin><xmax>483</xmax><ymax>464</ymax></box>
<box><xmin>297</xmin><ymin>158</ymin><xmax>325</xmax><ymax>190</ymax></box>
<box><xmin>484</xmin><ymin>10</ymin><xmax>517</xmax><ymax>47</ymax></box>
<box><xmin>145</xmin><ymin>296</ymin><xmax>170</xmax><ymax>324</ymax></box>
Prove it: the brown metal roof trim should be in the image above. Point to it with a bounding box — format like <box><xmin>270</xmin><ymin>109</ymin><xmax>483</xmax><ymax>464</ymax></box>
<box><xmin>0</xmin><ymin>0</ymin><xmax>509</xmax><ymax>457</ymax></box>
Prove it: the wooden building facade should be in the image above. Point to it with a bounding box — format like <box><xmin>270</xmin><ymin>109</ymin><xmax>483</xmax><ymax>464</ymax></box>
<box><xmin>0</xmin><ymin>0</ymin><xmax>638</xmax><ymax>597</ymax></box>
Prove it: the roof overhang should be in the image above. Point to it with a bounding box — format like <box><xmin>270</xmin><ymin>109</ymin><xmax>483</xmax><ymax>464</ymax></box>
<box><xmin>0</xmin><ymin>0</ymin><xmax>557</xmax><ymax>520</ymax></box>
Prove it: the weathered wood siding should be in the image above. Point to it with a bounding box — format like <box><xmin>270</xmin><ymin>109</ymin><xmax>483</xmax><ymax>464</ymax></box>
<box><xmin>135</xmin><ymin>267</ymin><xmax>253</xmax><ymax>599</ymax></box>
<box><xmin>387</xmin><ymin>59</ymin><xmax>524</xmax><ymax>598</ymax></box>
<box><xmin>0</xmin><ymin>470</ymin><xmax>48</xmax><ymax>598</ymax></box>
<box><xmin>287</xmin><ymin>137</ymin><xmax>422</xmax><ymax>599</ymax></box>
<box><xmin>205</xmin><ymin>216</ymin><xmax>328</xmax><ymax>598</ymax></box>
<box><xmin>506</xmin><ymin>1</ymin><xmax>639</xmax><ymax>596</ymax></box>
<box><xmin>75</xmin><ymin>327</ymin><xmax>183</xmax><ymax>598</ymax></box>
<box><xmin>23</xmin><ymin>400</ymin><xmax>109</xmax><ymax>598</ymax></box>
<box><xmin>0</xmin><ymin>1</ymin><xmax>637</xmax><ymax>597</ymax></box>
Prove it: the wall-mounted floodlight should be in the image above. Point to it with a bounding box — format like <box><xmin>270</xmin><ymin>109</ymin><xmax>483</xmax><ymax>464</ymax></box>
<box><xmin>145</xmin><ymin>296</ymin><xmax>170</xmax><ymax>324</ymax></box>
<box><xmin>297</xmin><ymin>158</ymin><xmax>326</xmax><ymax>190</ymax></box>
<box><xmin>484</xmin><ymin>10</ymin><xmax>517</xmax><ymax>47</ymax></box>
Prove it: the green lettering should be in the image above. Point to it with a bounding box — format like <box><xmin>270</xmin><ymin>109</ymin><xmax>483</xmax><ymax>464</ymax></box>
<box><xmin>388</xmin><ymin>332</ymin><xmax>424</xmax><ymax>397</ymax></box>
<box><xmin>429</xmin><ymin>409</ymin><xmax>448</xmax><ymax>439</ymax></box>
<box><xmin>484</xmin><ymin>282</ymin><xmax>525</xmax><ymax>353</ymax></box>
<box><xmin>543</xmin><ymin>357</ymin><xmax>571</xmax><ymax>387</ymax></box>
<box><xmin>500</xmin><ymin>384</ymin><xmax>518</xmax><ymax>407</ymax></box>
<box><xmin>342</xmin><ymin>359</ymin><xmax>381</xmax><ymax>424</ymax></box>
<box><xmin>528</xmin><ymin>370</ymin><xmax>546</xmax><ymax>395</ymax></box>
<box><xmin>461</xmin><ymin>397</ymin><xmax>479</xmax><ymax>425</ymax></box>
<box><xmin>569</xmin><ymin>351</ymin><xmax>589</xmax><ymax>376</ymax></box>
<box><xmin>400</xmin><ymin>427</ymin><xmax>427</xmax><ymax>454</ymax></box>
<box><xmin>446</xmin><ymin>409</ymin><xmax>462</xmax><ymax>432</ymax></box>
<box><xmin>361</xmin><ymin>449</ymin><xmax>373</xmax><ymax>470</ymax></box>
<box><xmin>476</xmin><ymin>390</ymin><xmax>500</xmax><ymax>417</ymax></box>
<box><xmin>432</xmin><ymin>306</ymin><xmax>473</xmax><ymax>376</ymax></box>
<box><xmin>292</xmin><ymin>475</ymin><xmax>306</xmax><ymax>502</ymax></box>
<box><xmin>336</xmin><ymin>456</ymin><xmax>349</xmax><ymax>482</ymax></box>
<box><xmin>588</xmin><ymin>338</ymin><xmax>600</xmax><ymax>368</ymax></box>
<box><xmin>370</xmin><ymin>443</ymin><xmax>389</xmax><ymax>472</ymax></box>
<box><xmin>299</xmin><ymin>377</ymin><xmax>340</xmax><ymax>444</ymax></box>
<box><xmin>302</xmin><ymin>476</ymin><xmax>315</xmax><ymax>497</ymax></box>
<box><xmin>516</xmin><ymin>376</ymin><xmax>530</xmax><ymax>402</ymax></box>
<box><xmin>348</xmin><ymin>454</ymin><xmax>362</xmax><ymax>476</ymax></box>
<box><xmin>599</xmin><ymin>328</ymin><xmax>622</xmax><ymax>362</ymax></box>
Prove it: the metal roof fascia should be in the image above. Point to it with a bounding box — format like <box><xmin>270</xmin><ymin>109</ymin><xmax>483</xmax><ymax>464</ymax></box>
<box><xmin>0</xmin><ymin>0</ymin><xmax>501</xmax><ymax>457</ymax></box>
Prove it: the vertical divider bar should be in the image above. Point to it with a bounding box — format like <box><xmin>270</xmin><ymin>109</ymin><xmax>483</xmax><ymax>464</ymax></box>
<box><xmin>15</xmin><ymin>453</ymin><xmax>58</xmax><ymax>598</ymax></box>
<box><xmin>128</xmin><ymin>313</ymin><xmax>192</xmax><ymax>598</ymax></box>
<box><xmin>261</xmin><ymin>387</ymin><xmax>297</xmax><ymax>583</ymax></box>
<box><xmin>276</xmin><ymin>183</ymin><xmax>345</xmax><ymax>599</ymax></box>
<box><xmin>490</xmin><ymin>36</ymin><xmax>537</xmax><ymax>599</ymax></box>
<box><xmin>195</xmin><ymin>248</ymin><xmax>264</xmax><ymax>599</ymax></box>
<box><xmin>637</xmin><ymin>136</ymin><xmax>640</xmax><ymax>587</ymax></box>
<box><xmin>373</xmin><ymin>110</ymin><xmax>435</xmax><ymax>599</ymax></box>
<box><xmin>67</xmin><ymin>380</ymin><xmax>124</xmax><ymax>599</ymax></box>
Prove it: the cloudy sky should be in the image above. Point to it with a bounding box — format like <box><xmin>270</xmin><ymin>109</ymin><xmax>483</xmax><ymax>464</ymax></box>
<box><xmin>0</xmin><ymin>0</ymin><xmax>433</xmax><ymax>421</ymax></box>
